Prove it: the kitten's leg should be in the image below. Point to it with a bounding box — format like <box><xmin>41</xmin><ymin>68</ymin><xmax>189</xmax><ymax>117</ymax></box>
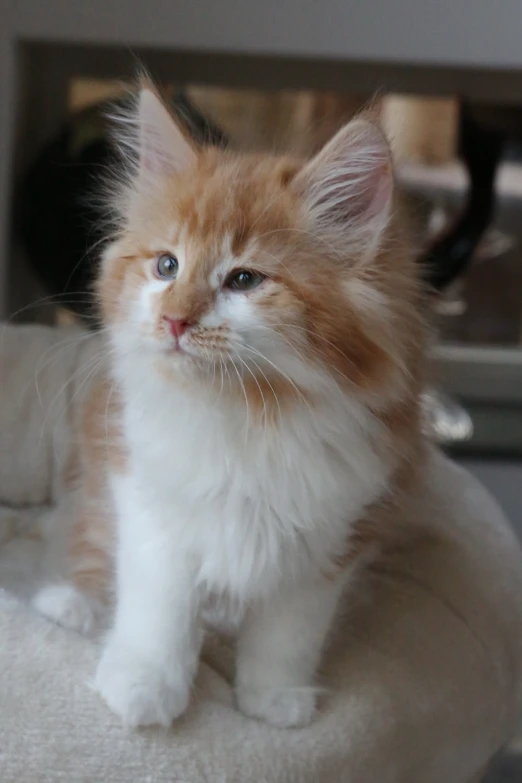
<box><xmin>33</xmin><ymin>582</ymin><xmax>98</xmax><ymax>635</ymax></box>
<box><xmin>34</xmin><ymin>376</ymin><xmax>117</xmax><ymax>635</ymax></box>
<box><xmin>32</xmin><ymin>498</ymin><xmax>111</xmax><ymax>635</ymax></box>
<box><xmin>94</xmin><ymin>476</ymin><xmax>201</xmax><ymax>728</ymax></box>
<box><xmin>236</xmin><ymin>576</ymin><xmax>346</xmax><ymax>728</ymax></box>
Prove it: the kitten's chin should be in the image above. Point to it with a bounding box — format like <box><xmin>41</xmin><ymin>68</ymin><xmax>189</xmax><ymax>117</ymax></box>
<box><xmin>154</xmin><ymin>342</ymin><xmax>220</xmax><ymax>378</ymax></box>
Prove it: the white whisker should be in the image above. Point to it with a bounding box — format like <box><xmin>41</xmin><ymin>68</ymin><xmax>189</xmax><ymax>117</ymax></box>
<box><xmin>228</xmin><ymin>356</ymin><xmax>251</xmax><ymax>441</ymax></box>
<box><xmin>240</xmin><ymin>344</ymin><xmax>313</xmax><ymax>417</ymax></box>
<box><xmin>234</xmin><ymin>351</ymin><xmax>268</xmax><ymax>427</ymax></box>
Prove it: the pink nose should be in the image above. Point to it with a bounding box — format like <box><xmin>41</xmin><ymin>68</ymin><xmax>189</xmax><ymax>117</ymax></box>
<box><xmin>163</xmin><ymin>317</ymin><xmax>189</xmax><ymax>339</ymax></box>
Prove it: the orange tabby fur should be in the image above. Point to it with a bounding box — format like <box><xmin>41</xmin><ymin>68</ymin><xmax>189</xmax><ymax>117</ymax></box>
<box><xmin>27</xmin><ymin>80</ymin><xmax>436</xmax><ymax>732</ymax></box>
<box><xmin>61</xmin><ymin>89</ymin><xmax>425</xmax><ymax>604</ymax></box>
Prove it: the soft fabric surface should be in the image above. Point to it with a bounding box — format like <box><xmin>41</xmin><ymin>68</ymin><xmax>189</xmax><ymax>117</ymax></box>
<box><xmin>1</xmin><ymin>324</ymin><xmax>522</xmax><ymax>783</ymax></box>
<box><xmin>0</xmin><ymin>323</ymin><xmax>101</xmax><ymax>508</ymax></box>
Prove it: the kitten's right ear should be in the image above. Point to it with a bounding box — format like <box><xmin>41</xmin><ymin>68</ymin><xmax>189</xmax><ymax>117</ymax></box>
<box><xmin>136</xmin><ymin>83</ymin><xmax>197</xmax><ymax>180</ymax></box>
<box><xmin>294</xmin><ymin>117</ymin><xmax>393</xmax><ymax>259</ymax></box>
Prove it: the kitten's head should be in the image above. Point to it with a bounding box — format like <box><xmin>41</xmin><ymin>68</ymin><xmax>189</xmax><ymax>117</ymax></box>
<box><xmin>99</xmin><ymin>82</ymin><xmax>423</xmax><ymax>409</ymax></box>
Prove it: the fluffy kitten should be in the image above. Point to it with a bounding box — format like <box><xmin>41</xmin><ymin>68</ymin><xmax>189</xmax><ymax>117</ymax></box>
<box><xmin>34</xmin><ymin>81</ymin><xmax>425</xmax><ymax>729</ymax></box>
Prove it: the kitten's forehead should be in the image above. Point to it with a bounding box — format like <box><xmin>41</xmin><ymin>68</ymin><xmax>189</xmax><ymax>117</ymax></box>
<box><xmin>172</xmin><ymin>153</ymin><xmax>302</xmax><ymax>267</ymax></box>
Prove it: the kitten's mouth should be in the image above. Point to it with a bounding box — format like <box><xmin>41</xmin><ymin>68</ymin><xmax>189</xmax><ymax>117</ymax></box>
<box><xmin>158</xmin><ymin>330</ymin><xmax>232</xmax><ymax>364</ymax></box>
<box><xmin>162</xmin><ymin>338</ymin><xmax>219</xmax><ymax>364</ymax></box>
<box><xmin>160</xmin><ymin>338</ymin><xmax>185</xmax><ymax>355</ymax></box>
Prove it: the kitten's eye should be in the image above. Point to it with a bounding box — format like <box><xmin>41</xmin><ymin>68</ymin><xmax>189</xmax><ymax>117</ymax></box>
<box><xmin>224</xmin><ymin>269</ymin><xmax>265</xmax><ymax>292</ymax></box>
<box><xmin>156</xmin><ymin>253</ymin><xmax>179</xmax><ymax>279</ymax></box>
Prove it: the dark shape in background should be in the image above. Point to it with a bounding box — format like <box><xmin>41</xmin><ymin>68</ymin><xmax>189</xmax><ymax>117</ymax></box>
<box><xmin>17</xmin><ymin>90</ymin><xmax>227</xmax><ymax>323</ymax></box>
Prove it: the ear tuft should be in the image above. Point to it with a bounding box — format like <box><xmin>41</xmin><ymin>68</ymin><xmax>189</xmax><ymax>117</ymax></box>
<box><xmin>295</xmin><ymin>118</ymin><xmax>393</xmax><ymax>255</ymax></box>
<box><xmin>137</xmin><ymin>82</ymin><xmax>197</xmax><ymax>179</ymax></box>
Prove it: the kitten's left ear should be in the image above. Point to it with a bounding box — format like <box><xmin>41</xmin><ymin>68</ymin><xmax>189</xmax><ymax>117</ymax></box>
<box><xmin>295</xmin><ymin>118</ymin><xmax>393</xmax><ymax>256</ymax></box>
<box><xmin>137</xmin><ymin>82</ymin><xmax>197</xmax><ymax>180</ymax></box>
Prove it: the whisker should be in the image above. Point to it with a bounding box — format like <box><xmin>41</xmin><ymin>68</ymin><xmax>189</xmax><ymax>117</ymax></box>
<box><xmin>240</xmin><ymin>344</ymin><xmax>314</xmax><ymax>417</ymax></box>
<box><xmin>236</xmin><ymin>323</ymin><xmax>359</xmax><ymax>400</ymax></box>
<box><xmin>228</xmin><ymin>356</ymin><xmax>250</xmax><ymax>441</ymax></box>
<box><xmin>234</xmin><ymin>351</ymin><xmax>268</xmax><ymax>427</ymax></box>
<box><xmin>104</xmin><ymin>374</ymin><xmax>120</xmax><ymax>467</ymax></box>
<box><xmin>222</xmin><ymin>356</ymin><xmax>233</xmax><ymax>392</ymax></box>
<box><xmin>218</xmin><ymin>356</ymin><xmax>226</xmax><ymax>402</ymax></box>
<box><xmin>18</xmin><ymin>330</ymin><xmax>98</xmax><ymax>411</ymax></box>
<box><xmin>239</xmin><ymin>351</ymin><xmax>282</xmax><ymax>427</ymax></box>
<box><xmin>248</xmin><ymin>190</ymin><xmax>289</xmax><ymax>233</ymax></box>
<box><xmin>39</xmin><ymin>347</ymin><xmax>107</xmax><ymax>442</ymax></box>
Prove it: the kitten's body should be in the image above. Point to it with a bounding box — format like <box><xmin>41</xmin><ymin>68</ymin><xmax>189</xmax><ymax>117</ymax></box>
<box><xmin>117</xmin><ymin>357</ymin><xmax>386</xmax><ymax>600</ymax></box>
<box><xmin>35</xmin><ymin>82</ymin><xmax>426</xmax><ymax>729</ymax></box>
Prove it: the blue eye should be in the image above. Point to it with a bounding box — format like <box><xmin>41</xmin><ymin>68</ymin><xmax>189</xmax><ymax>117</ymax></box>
<box><xmin>157</xmin><ymin>253</ymin><xmax>179</xmax><ymax>279</ymax></box>
<box><xmin>225</xmin><ymin>269</ymin><xmax>265</xmax><ymax>292</ymax></box>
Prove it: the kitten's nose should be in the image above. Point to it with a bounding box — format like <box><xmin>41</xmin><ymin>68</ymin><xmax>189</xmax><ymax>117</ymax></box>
<box><xmin>163</xmin><ymin>317</ymin><xmax>189</xmax><ymax>339</ymax></box>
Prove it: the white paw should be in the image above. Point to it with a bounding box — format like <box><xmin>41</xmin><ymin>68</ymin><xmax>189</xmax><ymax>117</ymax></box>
<box><xmin>236</xmin><ymin>685</ymin><xmax>316</xmax><ymax>728</ymax></box>
<box><xmin>32</xmin><ymin>584</ymin><xmax>95</xmax><ymax>635</ymax></box>
<box><xmin>95</xmin><ymin>641</ymin><xmax>190</xmax><ymax>727</ymax></box>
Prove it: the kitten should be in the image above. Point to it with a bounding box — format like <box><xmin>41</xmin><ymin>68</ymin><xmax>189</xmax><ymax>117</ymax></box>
<box><xmin>34</xmin><ymin>80</ymin><xmax>426</xmax><ymax>729</ymax></box>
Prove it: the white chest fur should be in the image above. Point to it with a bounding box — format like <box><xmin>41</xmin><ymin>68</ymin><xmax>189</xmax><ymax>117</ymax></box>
<box><xmin>115</xmin><ymin>360</ymin><xmax>390</xmax><ymax>602</ymax></box>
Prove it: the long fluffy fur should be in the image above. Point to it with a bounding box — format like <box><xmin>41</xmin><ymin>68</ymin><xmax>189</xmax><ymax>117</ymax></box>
<box><xmin>34</xmin><ymin>81</ymin><xmax>427</xmax><ymax>730</ymax></box>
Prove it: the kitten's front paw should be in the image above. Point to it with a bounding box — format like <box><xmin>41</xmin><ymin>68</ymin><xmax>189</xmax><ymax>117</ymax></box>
<box><xmin>94</xmin><ymin>641</ymin><xmax>190</xmax><ymax>727</ymax></box>
<box><xmin>236</xmin><ymin>684</ymin><xmax>316</xmax><ymax>728</ymax></box>
<box><xmin>33</xmin><ymin>584</ymin><xmax>95</xmax><ymax>635</ymax></box>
